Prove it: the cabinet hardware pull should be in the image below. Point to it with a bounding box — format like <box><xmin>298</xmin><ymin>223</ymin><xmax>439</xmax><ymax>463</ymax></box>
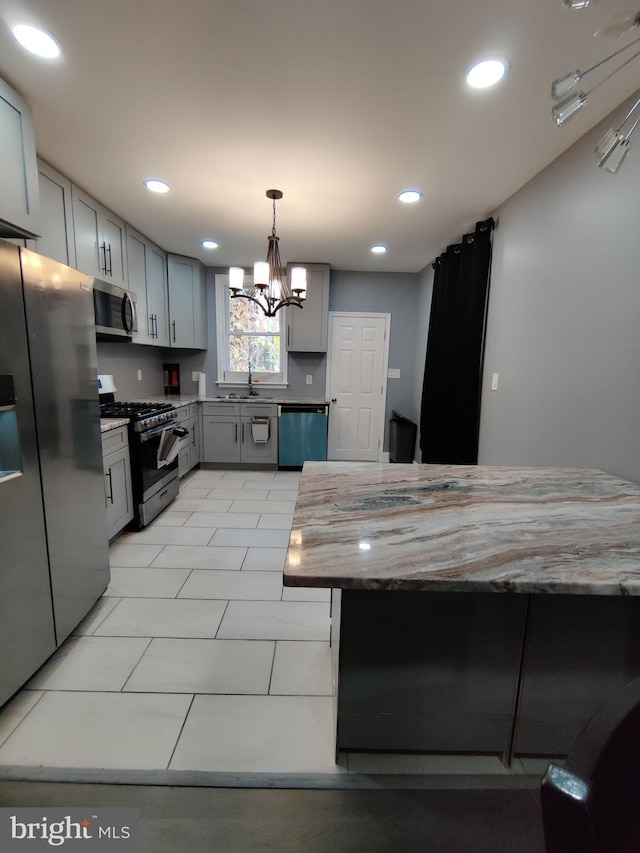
<box><xmin>153</xmin><ymin>314</ymin><xmax>158</xmax><ymax>338</ymax></box>
<box><xmin>172</xmin><ymin>320</ymin><xmax>176</xmax><ymax>342</ymax></box>
<box><xmin>123</xmin><ymin>292</ymin><xmax>136</xmax><ymax>334</ymax></box>
<box><xmin>100</xmin><ymin>242</ymin><xmax>108</xmax><ymax>275</ymax></box>
<box><xmin>148</xmin><ymin>315</ymin><xmax>154</xmax><ymax>337</ymax></box>
<box><xmin>159</xmin><ymin>489</ymin><xmax>168</xmax><ymax>498</ymax></box>
<box><xmin>287</xmin><ymin>325</ymin><xmax>290</xmax><ymax>347</ymax></box>
<box><xmin>242</xmin><ymin>422</ymin><xmax>245</xmax><ymax>443</ymax></box>
<box><xmin>106</xmin><ymin>469</ymin><xmax>114</xmax><ymax>504</ymax></box>
<box><xmin>106</xmin><ymin>243</ymin><xmax>113</xmax><ymax>276</ymax></box>
<box><xmin>235</xmin><ymin>422</ymin><xmax>238</xmax><ymax>443</ymax></box>
<box><xmin>331</xmin><ymin>398</ymin><xmax>337</xmax><ymax>403</ymax></box>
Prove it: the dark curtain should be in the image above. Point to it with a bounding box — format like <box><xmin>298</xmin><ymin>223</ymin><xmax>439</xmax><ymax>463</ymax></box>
<box><xmin>420</xmin><ymin>218</ymin><xmax>494</xmax><ymax>464</ymax></box>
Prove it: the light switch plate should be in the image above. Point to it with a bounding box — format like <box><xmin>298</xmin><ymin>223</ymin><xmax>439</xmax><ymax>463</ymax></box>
<box><xmin>491</xmin><ymin>373</ymin><xmax>499</xmax><ymax>391</ymax></box>
<box><xmin>306</xmin><ymin>375</ymin><xmax>313</xmax><ymax>385</ymax></box>
<box><xmin>137</xmin><ymin>369</ymin><xmax>143</xmax><ymax>381</ymax></box>
<box><xmin>387</xmin><ymin>368</ymin><xmax>401</xmax><ymax>379</ymax></box>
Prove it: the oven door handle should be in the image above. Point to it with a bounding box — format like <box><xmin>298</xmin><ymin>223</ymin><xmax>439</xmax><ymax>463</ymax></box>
<box><xmin>139</xmin><ymin>419</ymin><xmax>178</xmax><ymax>442</ymax></box>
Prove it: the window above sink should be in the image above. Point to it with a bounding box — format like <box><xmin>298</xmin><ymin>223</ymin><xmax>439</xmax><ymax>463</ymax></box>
<box><xmin>215</xmin><ymin>275</ymin><xmax>288</xmax><ymax>390</ymax></box>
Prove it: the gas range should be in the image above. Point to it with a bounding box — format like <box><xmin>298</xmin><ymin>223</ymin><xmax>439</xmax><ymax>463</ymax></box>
<box><xmin>100</xmin><ymin>401</ymin><xmax>177</xmax><ymax>433</ymax></box>
<box><xmin>99</xmin><ymin>399</ymin><xmax>186</xmax><ymax>529</ymax></box>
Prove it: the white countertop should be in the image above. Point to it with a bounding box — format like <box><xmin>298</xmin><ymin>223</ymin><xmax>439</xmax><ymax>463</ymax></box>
<box><xmin>100</xmin><ymin>417</ymin><xmax>129</xmax><ymax>433</ymax></box>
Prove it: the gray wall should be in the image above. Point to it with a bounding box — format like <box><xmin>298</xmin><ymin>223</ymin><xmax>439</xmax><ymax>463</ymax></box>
<box><xmin>96</xmin><ymin>342</ymin><xmax>166</xmax><ymax>398</ymax></box>
<box><xmin>478</xmin><ymin>90</ymin><xmax>640</xmax><ymax>485</ymax></box>
<box><xmin>329</xmin><ymin>270</ymin><xmax>420</xmax><ymax>450</ymax></box>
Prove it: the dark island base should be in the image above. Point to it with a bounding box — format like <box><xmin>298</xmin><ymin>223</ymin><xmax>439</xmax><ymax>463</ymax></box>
<box><xmin>331</xmin><ymin>590</ymin><xmax>640</xmax><ymax>763</ymax></box>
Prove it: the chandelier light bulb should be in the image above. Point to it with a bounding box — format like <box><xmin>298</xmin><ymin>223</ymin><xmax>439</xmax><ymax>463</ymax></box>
<box><xmin>290</xmin><ymin>266</ymin><xmax>307</xmax><ymax>298</ymax></box>
<box><xmin>551</xmin><ymin>92</ymin><xmax>586</xmax><ymax>126</ymax></box>
<box><xmin>598</xmin><ymin>138</ymin><xmax>630</xmax><ymax>173</ymax></box>
<box><xmin>229</xmin><ymin>267</ymin><xmax>245</xmax><ymax>292</ymax></box>
<box><xmin>551</xmin><ymin>71</ymin><xmax>583</xmax><ymax>101</ymax></box>
<box><xmin>595</xmin><ymin>128</ymin><xmax>623</xmax><ymax>159</ymax></box>
<box><xmin>253</xmin><ymin>261</ymin><xmax>269</xmax><ymax>289</ymax></box>
<box><xmin>562</xmin><ymin>0</ymin><xmax>595</xmax><ymax>9</ymax></box>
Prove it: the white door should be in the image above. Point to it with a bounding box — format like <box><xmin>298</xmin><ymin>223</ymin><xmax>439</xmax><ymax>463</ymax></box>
<box><xmin>326</xmin><ymin>313</ymin><xmax>390</xmax><ymax>461</ymax></box>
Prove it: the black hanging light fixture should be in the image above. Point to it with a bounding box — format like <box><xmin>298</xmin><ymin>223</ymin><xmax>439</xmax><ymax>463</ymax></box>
<box><xmin>229</xmin><ymin>189</ymin><xmax>307</xmax><ymax>317</ymax></box>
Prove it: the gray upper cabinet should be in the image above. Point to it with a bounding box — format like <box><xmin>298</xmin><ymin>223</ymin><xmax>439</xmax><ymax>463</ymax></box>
<box><xmin>32</xmin><ymin>160</ymin><xmax>76</xmax><ymax>266</ymax></box>
<box><xmin>0</xmin><ymin>78</ymin><xmax>40</xmax><ymax>238</ymax></box>
<box><xmin>286</xmin><ymin>263</ymin><xmax>330</xmax><ymax>353</ymax></box>
<box><xmin>71</xmin><ymin>185</ymin><xmax>128</xmax><ymax>287</ymax></box>
<box><xmin>167</xmin><ymin>254</ymin><xmax>208</xmax><ymax>349</ymax></box>
<box><xmin>126</xmin><ymin>225</ymin><xmax>169</xmax><ymax>347</ymax></box>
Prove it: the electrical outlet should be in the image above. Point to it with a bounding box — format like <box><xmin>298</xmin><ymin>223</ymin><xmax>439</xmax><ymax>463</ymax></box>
<box><xmin>137</xmin><ymin>369</ymin><xmax>143</xmax><ymax>381</ymax></box>
<box><xmin>306</xmin><ymin>374</ymin><xmax>313</xmax><ymax>385</ymax></box>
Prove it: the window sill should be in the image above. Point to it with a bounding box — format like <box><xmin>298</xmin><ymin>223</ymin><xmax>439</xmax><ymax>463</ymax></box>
<box><xmin>216</xmin><ymin>382</ymin><xmax>288</xmax><ymax>390</ymax></box>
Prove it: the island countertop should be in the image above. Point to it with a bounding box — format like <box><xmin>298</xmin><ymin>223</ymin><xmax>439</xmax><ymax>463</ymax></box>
<box><xmin>283</xmin><ymin>462</ymin><xmax>640</xmax><ymax>594</ymax></box>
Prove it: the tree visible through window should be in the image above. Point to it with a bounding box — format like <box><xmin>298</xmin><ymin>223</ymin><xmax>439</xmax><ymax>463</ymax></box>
<box><xmin>216</xmin><ymin>276</ymin><xmax>286</xmax><ymax>385</ymax></box>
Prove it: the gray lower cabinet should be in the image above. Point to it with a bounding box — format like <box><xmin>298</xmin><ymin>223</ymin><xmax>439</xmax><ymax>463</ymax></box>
<box><xmin>176</xmin><ymin>403</ymin><xmax>201</xmax><ymax>477</ymax></box>
<box><xmin>102</xmin><ymin>426</ymin><xmax>133</xmax><ymax>540</ymax></box>
<box><xmin>202</xmin><ymin>402</ymin><xmax>278</xmax><ymax>466</ymax></box>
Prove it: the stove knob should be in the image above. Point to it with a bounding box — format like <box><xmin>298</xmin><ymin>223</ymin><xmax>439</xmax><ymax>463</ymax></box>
<box><xmin>149</xmin><ymin>416</ymin><xmax>158</xmax><ymax>428</ymax></box>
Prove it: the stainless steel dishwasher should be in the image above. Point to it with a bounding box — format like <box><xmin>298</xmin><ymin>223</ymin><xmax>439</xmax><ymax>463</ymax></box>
<box><xmin>277</xmin><ymin>404</ymin><xmax>328</xmax><ymax>468</ymax></box>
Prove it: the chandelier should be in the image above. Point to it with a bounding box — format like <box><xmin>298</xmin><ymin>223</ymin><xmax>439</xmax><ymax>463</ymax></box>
<box><xmin>229</xmin><ymin>189</ymin><xmax>307</xmax><ymax>317</ymax></box>
<box><xmin>551</xmin><ymin>2</ymin><xmax>640</xmax><ymax>173</ymax></box>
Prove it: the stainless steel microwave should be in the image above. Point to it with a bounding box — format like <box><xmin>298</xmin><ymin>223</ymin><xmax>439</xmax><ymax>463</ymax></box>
<box><xmin>93</xmin><ymin>278</ymin><xmax>136</xmax><ymax>341</ymax></box>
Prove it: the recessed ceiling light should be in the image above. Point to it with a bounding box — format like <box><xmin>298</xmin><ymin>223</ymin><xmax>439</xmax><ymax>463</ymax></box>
<box><xmin>466</xmin><ymin>58</ymin><xmax>508</xmax><ymax>89</ymax></box>
<box><xmin>370</xmin><ymin>244</ymin><xmax>387</xmax><ymax>254</ymax></box>
<box><xmin>201</xmin><ymin>240</ymin><xmax>219</xmax><ymax>250</ymax></box>
<box><xmin>398</xmin><ymin>190</ymin><xmax>423</xmax><ymax>204</ymax></box>
<box><xmin>11</xmin><ymin>24</ymin><xmax>60</xmax><ymax>58</ymax></box>
<box><xmin>562</xmin><ymin>0</ymin><xmax>594</xmax><ymax>8</ymax></box>
<box><xmin>144</xmin><ymin>179</ymin><xmax>170</xmax><ymax>194</ymax></box>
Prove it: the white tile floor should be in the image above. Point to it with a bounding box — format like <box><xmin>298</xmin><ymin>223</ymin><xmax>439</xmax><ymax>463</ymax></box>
<box><xmin>0</xmin><ymin>468</ymin><xmax>540</xmax><ymax>782</ymax></box>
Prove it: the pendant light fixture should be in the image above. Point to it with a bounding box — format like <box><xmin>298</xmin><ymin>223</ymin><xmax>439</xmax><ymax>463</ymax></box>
<box><xmin>229</xmin><ymin>190</ymin><xmax>307</xmax><ymax>318</ymax></box>
<box><xmin>551</xmin><ymin>4</ymin><xmax>640</xmax><ymax>173</ymax></box>
<box><xmin>595</xmin><ymin>95</ymin><xmax>640</xmax><ymax>172</ymax></box>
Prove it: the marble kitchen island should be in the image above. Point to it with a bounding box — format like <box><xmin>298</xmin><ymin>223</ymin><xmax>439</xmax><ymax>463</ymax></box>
<box><xmin>284</xmin><ymin>462</ymin><xmax>640</xmax><ymax>763</ymax></box>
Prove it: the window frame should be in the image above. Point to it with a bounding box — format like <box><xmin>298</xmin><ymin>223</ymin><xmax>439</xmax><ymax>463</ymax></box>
<box><xmin>215</xmin><ymin>274</ymin><xmax>288</xmax><ymax>388</ymax></box>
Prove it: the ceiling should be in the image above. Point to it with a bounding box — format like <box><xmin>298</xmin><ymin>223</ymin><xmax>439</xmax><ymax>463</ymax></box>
<box><xmin>0</xmin><ymin>0</ymin><xmax>639</xmax><ymax>273</ymax></box>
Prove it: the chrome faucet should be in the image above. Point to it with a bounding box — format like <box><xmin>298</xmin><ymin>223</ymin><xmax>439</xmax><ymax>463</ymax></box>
<box><xmin>247</xmin><ymin>359</ymin><xmax>258</xmax><ymax>396</ymax></box>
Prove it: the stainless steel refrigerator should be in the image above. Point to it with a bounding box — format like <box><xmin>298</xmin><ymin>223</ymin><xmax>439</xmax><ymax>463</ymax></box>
<box><xmin>0</xmin><ymin>239</ymin><xmax>110</xmax><ymax>707</ymax></box>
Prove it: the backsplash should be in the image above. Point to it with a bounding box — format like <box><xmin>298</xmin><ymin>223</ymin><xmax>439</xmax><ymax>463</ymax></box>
<box><xmin>96</xmin><ymin>342</ymin><xmax>167</xmax><ymax>399</ymax></box>
<box><xmin>96</xmin><ymin>341</ymin><xmax>326</xmax><ymax>401</ymax></box>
